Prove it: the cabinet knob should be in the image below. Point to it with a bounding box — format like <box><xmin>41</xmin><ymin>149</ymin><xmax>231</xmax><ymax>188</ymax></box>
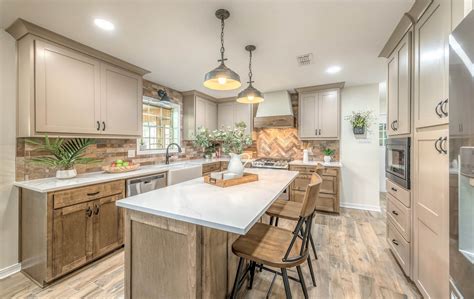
<box><xmin>392</xmin><ymin>210</ymin><xmax>399</xmax><ymax>216</ymax></box>
<box><xmin>102</xmin><ymin>121</ymin><xmax>106</xmax><ymax>131</ymax></box>
<box><xmin>94</xmin><ymin>204</ymin><xmax>100</xmax><ymax>215</ymax></box>
<box><xmin>435</xmin><ymin>101</ymin><xmax>443</xmax><ymax>118</ymax></box>
<box><xmin>392</xmin><ymin>239</ymin><xmax>399</xmax><ymax>246</ymax></box>
<box><xmin>440</xmin><ymin>99</ymin><xmax>448</xmax><ymax>117</ymax></box>
<box><xmin>391</xmin><ymin>187</ymin><xmax>397</xmax><ymax>192</ymax></box>
<box><xmin>96</xmin><ymin>121</ymin><xmax>100</xmax><ymax>131</ymax></box>
<box><xmin>434</xmin><ymin>137</ymin><xmax>443</xmax><ymax>154</ymax></box>
<box><xmin>85</xmin><ymin>207</ymin><xmax>92</xmax><ymax>217</ymax></box>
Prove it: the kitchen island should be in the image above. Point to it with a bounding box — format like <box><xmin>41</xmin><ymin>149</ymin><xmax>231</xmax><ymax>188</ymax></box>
<box><xmin>116</xmin><ymin>168</ymin><xmax>298</xmax><ymax>298</ymax></box>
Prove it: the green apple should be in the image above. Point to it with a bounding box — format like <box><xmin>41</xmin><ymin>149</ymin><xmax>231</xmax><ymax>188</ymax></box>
<box><xmin>123</xmin><ymin>162</ymin><xmax>129</xmax><ymax>167</ymax></box>
<box><xmin>115</xmin><ymin>159</ymin><xmax>123</xmax><ymax>164</ymax></box>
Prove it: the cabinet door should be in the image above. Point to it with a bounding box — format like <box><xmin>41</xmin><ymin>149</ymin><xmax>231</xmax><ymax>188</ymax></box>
<box><xmin>299</xmin><ymin>93</ymin><xmax>317</xmax><ymax>138</ymax></box>
<box><xmin>93</xmin><ymin>195</ymin><xmax>124</xmax><ymax>258</ymax></box>
<box><xmin>206</xmin><ymin>101</ymin><xmax>217</xmax><ymax>131</ymax></box>
<box><xmin>195</xmin><ymin>96</ymin><xmax>207</xmax><ymax>130</ymax></box>
<box><xmin>35</xmin><ymin>40</ymin><xmax>101</xmax><ymax>134</ymax></box>
<box><xmin>387</xmin><ymin>51</ymin><xmax>399</xmax><ymax>136</ymax></box>
<box><xmin>396</xmin><ymin>33</ymin><xmax>411</xmax><ymax>135</ymax></box>
<box><xmin>318</xmin><ymin>90</ymin><xmax>339</xmax><ymax>138</ymax></box>
<box><xmin>414</xmin><ymin>2</ymin><xmax>450</xmax><ymax>128</ymax></box>
<box><xmin>100</xmin><ymin>63</ymin><xmax>142</xmax><ymax>136</ymax></box>
<box><xmin>52</xmin><ymin>201</ymin><xmax>93</xmax><ymax>278</ymax></box>
<box><xmin>218</xmin><ymin>102</ymin><xmax>234</xmax><ymax>129</ymax></box>
<box><xmin>233</xmin><ymin>103</ymin><xmax>252</xmax><ymax>134</ymax></box>
<box><xmin>413</xmin><ymin>128</ymin><xmax>449</xmax><ymax>298</ymax></box>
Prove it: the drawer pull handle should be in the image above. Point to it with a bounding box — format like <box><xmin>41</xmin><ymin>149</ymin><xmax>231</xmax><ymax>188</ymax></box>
<box><xmin>87</xmin><ymin>191</ymin><xmax>100</xmax><ymax>196</ymax></box>
<box><xmin>392</xmin><ymin>239</ymin><xmax>399</xmax><ymax>246</ymax></box>
<box><xmin>85</xmin><ymin>207</ymin><xmax>92</xmax><ymax>217</ymax></box>
<box><xmin>391</xmin><ymin>187</ymin><xmax>397</xmax><ymax>192</ymax></box>
<box><xmin>392</xmin><ymin>210</ymin><xmax>399</xmax><ymax>216</ymax></box>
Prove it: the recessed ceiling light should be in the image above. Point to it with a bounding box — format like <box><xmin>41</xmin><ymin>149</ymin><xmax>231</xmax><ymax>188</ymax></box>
<box><xmin>94</xmin><ymin>18</ymin><xmax>115</xmax><ymax>31</ymax></box>
<box><xmin>326</xmin><ymin>65</ymin><xmax>342</xmax><ymax>74</ymax></box>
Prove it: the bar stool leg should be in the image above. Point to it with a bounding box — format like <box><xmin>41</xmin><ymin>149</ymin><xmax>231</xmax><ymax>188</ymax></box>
<box><xmin>275</xmin><ymin>217</ymin><xmax>279</xmax><ymax>227</ymax></box>
<box><xmin>309</xmin><ymin>234</ymin><xmax>318</xmax><ymax>259</ymax></box>
<box><xmin>281</xmin><ymin>268</ymin><xmax>292</xmax><ymax>299</ymax></box>
<box><xmin>247</xmin><ymin>261</ymin><xmax>256</xmax><ymax>289</ymax></box>
<box><xmin>307</xmin><ymin>255</ymin><xmax>317</xmax><ymax>287</ymax></box>
<box><xmin>230</xmin><ymin>257</ymin><xmax>244</xmax><ymax>299</ymax></box>
<box><xmin>296</xmin><ymin>265</ymin><xmax>309</xmax><ymax>299</ymax></box>
<box><xmin>269</xmin><ymin>216</ymin><xmax>274</xmax><ymax>226</ymax></box>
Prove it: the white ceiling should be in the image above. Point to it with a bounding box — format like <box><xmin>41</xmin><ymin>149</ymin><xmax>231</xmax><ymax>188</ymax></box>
<box><xmin>0</xmin><ymin>0</ymin><xmax>413</xmax><ymax>98</ymax></box>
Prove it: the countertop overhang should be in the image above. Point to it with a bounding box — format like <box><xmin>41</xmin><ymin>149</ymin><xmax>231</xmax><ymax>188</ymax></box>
<box><xmin>116</xmin><ymin>168</ymin><xmax>299</xmax><ymax>235</ymax></box>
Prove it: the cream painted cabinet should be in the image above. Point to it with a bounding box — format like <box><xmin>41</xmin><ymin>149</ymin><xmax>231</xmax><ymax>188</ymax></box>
<box><xmin>217</xmin><ymin>101</ymin><xmax>253</xmax><ymax>134</ymax></box>
<box><xmin>387</xmin><ymin>32</ymin><xmax>411</xmax><ymax>136</ymax></box>
<box><xmin>206</xmin><ymin>100</ymin><xmax>217</xmax><ymax>131</ymax></box>
<box><xmin>413</xmin><ymin>128</ymin><xmax>449</xmax><ymax>298</ymax></box>
<box><xmin>183</xmin><ymin>92</ymin><xmax>218</xmax><ymax>139</ymax></box>
<box><xmin>35</xmin><ymin>40</ymin><xmax>102</xmax><ymax>135</ymax></box>
<box><xmin>100</xmin><ymin>63</ymin><xmax>142</xmax><ymax>136</ymax></box>
<box><xmin>414</xmin><ymin>2</ymin><xmax>450</xmax><ymax>129</ymax></box>
<box><xmin>298</xmin><ymin>89</ymin><xmax>340</xmax><ymax>140</ymax></box>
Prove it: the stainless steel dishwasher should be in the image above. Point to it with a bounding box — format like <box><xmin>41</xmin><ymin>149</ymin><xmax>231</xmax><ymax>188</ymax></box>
<box><xmin>126</xmin><ymin>173</ymin><xmax>167</xmax><ymax>197</ymax></box>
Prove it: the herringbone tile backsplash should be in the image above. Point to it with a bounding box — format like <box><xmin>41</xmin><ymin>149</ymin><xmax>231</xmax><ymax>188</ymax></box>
<box><xmin>256</xmin><ymin>128</ymin><xmax>339</xmax><ymax>161</ymax></box>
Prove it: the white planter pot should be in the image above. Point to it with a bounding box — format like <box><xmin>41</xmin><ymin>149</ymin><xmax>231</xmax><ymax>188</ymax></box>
<box><xmin>323</xmin><ymin>156</ymin><xmax>331</xmax><ymax>163</ymax></box>
<box><xmin>56</xmin><ymin>169</ymin><xmax>77</xmax><ymax>179</ymax></box>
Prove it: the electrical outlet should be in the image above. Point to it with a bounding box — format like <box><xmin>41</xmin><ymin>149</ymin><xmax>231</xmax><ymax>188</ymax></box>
<box><xmin>128</xmin><ymin>149</ymin><xmax>136</xmax><ymax>158</ymax></box>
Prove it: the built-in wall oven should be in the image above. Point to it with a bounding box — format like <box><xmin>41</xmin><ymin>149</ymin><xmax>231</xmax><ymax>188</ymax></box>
<box><xmin>385</xmin><ymin>137</ymin><xmax>410</xmax><ymax>189</ymax></box>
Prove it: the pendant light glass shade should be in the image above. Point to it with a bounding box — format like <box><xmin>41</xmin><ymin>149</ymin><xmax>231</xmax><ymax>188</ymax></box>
<box><xmin>237</xmin><ymin>45</ymin><xmax>264</xmax><ymax>104</ymax></box>
<box><xmin>203</xmin><ymin>9</ymin><xmax>241</xmax><ymax>91</ymax></box>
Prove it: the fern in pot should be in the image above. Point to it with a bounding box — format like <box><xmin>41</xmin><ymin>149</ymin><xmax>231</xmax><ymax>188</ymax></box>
<box><xmin>27</xmin><ymin>136</ymin><xmax>101</xmax><ymax>179</ymax></box>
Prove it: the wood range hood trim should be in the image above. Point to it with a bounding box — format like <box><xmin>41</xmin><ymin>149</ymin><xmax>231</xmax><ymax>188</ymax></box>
<box><xmin>253</xmin><ymin>115</ymin><xmax>295</xmax><ymax>128</ymax></box>
<box><xmin>5</xmin><ymin>18</ymin><xmax>150</xmax><ymax>76</ymax></box>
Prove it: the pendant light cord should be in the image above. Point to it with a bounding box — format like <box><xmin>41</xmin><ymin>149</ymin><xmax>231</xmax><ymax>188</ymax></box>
<box><xmin>248</xmin><ymin>49</ymin><xmax>253</xmax><ymax>84</ymax></box>
<box><xmin>220</xmin><ymin>17</ymin><xmax>225</xmax><ymax>62</ymax></box>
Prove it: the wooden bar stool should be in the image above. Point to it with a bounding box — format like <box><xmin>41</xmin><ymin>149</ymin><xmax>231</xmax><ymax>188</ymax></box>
<box><xmin>230</xmin><ymin>174</ymin><xmax>323</xmax><ymax>299</ymax></box>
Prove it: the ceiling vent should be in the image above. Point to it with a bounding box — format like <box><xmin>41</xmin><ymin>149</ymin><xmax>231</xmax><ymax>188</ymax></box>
<box><xmin>296</xmin><ymin>53</ymin><xmax>313</xmax><ymax>66</ymax></box>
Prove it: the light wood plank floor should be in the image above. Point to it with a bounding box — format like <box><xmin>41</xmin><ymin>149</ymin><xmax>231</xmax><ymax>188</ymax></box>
<box><xmin>0</xmin><ymin>196</ymin><xmax>421</xmax><ymax>298</ymax></box>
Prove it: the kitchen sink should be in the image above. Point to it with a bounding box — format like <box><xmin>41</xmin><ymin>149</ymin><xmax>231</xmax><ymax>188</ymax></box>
<box><xmin>167</xmin><ymin>163</ymin><xmax>202</xmax><ymax>185</ymax></box>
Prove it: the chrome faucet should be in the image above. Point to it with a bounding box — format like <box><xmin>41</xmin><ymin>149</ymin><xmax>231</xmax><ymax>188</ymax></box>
<box><xmin>165</xmin><ymin>143</ymin><xmax>182</xmax><ymax>164</ymax></box>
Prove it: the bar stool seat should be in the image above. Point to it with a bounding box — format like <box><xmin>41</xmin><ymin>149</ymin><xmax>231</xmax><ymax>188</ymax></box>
<box><xmin>266</xmin><ymin>199</ymin><xmax>301</xmax><ymax>221</ymax></box>
<box><xmin>232</xmin><ymin>222</ymin><xmax>306</xmax><ymax>268</ymax></box>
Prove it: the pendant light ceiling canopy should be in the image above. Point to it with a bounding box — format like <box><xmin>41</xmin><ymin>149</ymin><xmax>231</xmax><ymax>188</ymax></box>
<box><xmin>203</xmin><ymin>9</ymin><xmax>241</xmax><ymax>91</ymax></box>
<box><xmin>237</xmin><ymin>45</ymin><xmax>264</xmax><ymax>104</ymax></box>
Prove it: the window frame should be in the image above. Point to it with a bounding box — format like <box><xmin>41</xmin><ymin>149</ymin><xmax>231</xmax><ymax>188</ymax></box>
<box><xmin>137</xmin><ymin>95</ymin><xmax>183</xmax><ymax>155</ymax></box>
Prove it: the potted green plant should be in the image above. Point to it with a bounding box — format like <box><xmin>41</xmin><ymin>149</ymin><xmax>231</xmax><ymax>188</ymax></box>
<box><xmin>194</xmin><ymin>127</ymin><xmax>218</xmax><ymax>159</ymax></box>
<box><xmin>27</xmin><ymin>136</ymin><xmax>101</xmax><ymax>179</ymax></box>
<box><xmin>322</xmin><ymin>148</ymin><xmax>335</xmax><ymax>163</ymax></box>
<box><xmin>345</xmin><ymin>111</ymin><xmax>375</xmax><ymax>135</ymax></box>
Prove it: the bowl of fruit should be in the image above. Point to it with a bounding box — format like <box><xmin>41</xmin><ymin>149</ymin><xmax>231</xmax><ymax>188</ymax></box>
<box><xmin>102</xmin><ymin>159</ymin><xmax>140</xmax><ymax>173</ymax></box>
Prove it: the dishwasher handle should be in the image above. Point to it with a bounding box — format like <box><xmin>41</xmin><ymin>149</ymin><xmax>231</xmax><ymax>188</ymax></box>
<box><xmin>127</xmin><ymin>174</ymin><xmax>166</xmax><ymax>186</ymax></box>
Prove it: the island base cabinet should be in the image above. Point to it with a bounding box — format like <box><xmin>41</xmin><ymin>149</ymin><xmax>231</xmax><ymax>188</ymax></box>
<box><xmin>124</xmin><ymin>209</ymin><xmax>242</xmax><ymax>299</ymax></box>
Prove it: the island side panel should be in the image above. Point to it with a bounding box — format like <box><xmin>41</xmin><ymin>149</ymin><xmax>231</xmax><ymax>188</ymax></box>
<box><xmin>201</xmin><ymin>227</ymin><xmax>228</xmax><ymax>298</ymax></box>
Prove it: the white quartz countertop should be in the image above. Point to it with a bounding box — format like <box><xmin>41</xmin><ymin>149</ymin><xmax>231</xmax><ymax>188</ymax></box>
<box><xmin>14</xmin><ymin>158</ymin><xmax>235</xmax><ymax>193</ymax></box>
<box><xmin>116</xmin><ymin>168</ymin><xmax>298</xmax><ymax>235</ymax></box>
<box><xmin>289</xmin><ymin>160</ymin><xmax>342</xmax><ymax>167</ymax></box>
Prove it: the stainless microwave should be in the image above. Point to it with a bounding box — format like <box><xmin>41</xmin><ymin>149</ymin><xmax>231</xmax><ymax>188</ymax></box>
<box><xmin>385</xmin><ymin>137</ymin><xmax>410</xmax><ymax>189</ymax></box>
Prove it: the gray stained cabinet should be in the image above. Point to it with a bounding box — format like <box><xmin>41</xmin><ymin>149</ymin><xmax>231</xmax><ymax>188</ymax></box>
<box><xmin>21</xmin><ymin>180</ymin><xmax>125</xmax><ymax>286</ymax></box>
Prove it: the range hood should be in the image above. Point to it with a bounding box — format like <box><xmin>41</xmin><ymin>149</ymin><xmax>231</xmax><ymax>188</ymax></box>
<box><xmin>254</xmin><ymin>90</ymin><xmax>295</xmax><ymax>128</ymax></box>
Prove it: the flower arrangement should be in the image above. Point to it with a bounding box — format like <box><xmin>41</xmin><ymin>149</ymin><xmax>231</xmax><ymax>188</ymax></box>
<box><xmin>345</xmin><ymin>110</ymin><xmax>375</xmax><ymax>134</ymax></box>
<box><xmin>194</xmin><ymin>127</ymin><xmax>219</xmax><ymax>157</ymax></box>
<box><xmin>193</xmin><ymin>122</ymin><xmax>252</xmax><ymax>157</ymax></box>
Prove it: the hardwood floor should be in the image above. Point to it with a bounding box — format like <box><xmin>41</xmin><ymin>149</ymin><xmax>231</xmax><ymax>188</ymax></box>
<box><xmin>0</xmin><ymin>196</ymin><xmax>421</xmax><ymax>298</ymax></box>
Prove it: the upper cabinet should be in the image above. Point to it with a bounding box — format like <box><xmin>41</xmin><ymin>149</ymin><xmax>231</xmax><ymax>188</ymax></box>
<box><xmin>7</xmin><ymin>19</ymin><xmax>149</xmax><ymax>138</ymax></box>
<box><xmin>183</xmin><ymin>91</ymin><xmax>218</xmax><ymax>140</ymax></box>
<box><xmin>297</xmin><ymin>87</ymin><xmax>341</xmax><ymax>140</ymax></box>
<box><xmin>414</xmin><ymin>2</ymin><xmax>450</xmax><ymax>129</ymax></box>
<box><xmin>217</xmin><ymin>101</ymin><xmax>253</xmax><ymax>134</ymax></box>
<box><xmin>387</xmin><ymin>32</ymin><xmax>412</xmax><ymax>136</ymax></box>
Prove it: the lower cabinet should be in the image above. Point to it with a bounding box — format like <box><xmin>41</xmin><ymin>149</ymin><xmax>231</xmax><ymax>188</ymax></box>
<box><xmin>289</xmin><ymin>165</ymin><xmax>340</xmax><ymax>213</ymax></box>
<box><xmin>21</xmin><ymin>180</ymin><xmax>125</xmax><ymax>286</ymax></box>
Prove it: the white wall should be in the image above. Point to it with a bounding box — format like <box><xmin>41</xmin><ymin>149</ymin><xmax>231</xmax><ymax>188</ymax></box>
<box><xmin>379</xmin><ymin>82</ymin><xmax>387</xmax><ymax>193</ymax></box>
<box><xmin>0</xmin><ymin>29</ymin><xmax>19</xmax><ymax>277</ymax></box>
<box><xmin>340</xmin><ymin>84</ymin><xmax>381</xmax><ymax>211</ymax></box>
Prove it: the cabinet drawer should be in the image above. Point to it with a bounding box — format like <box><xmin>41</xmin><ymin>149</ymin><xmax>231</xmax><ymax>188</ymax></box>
<box><xmin>316</xmin><ymin>193</ymin><xmax>336</xmax><ymax>213</ymax></box>
<box><xmin>320</xmin><ymin>175</ymin><xmax>337</xmax><ymax>194</ymax></box>
<box><xmin>386</xmin><ymin>179</ymin><xmax>410</xmax><ymax>207</ymax></box>
<box><xmin>53</xmin><ymin>180</ymin><xmax>125</xmax><ymax>209</ymax></box>
<box><xmin>289</xmin><ymin>165</ymin><xmax>317</xmax><ymax>174</ymax></box>
<box><xmin>387</xmin><ymin>194</ymin><xmax>411</xmax><ymax>242</ymax></box>
<box><xmin>387</xmin><ymin>219</ymin><xmax>410</xmax><ymax>276</ymax></box>
<box><xmin>321</xmin><ymin>168</ymin><xmax>338</xmax><ymax>177</ymax></box>
<box><xmin>202</xmin><ymin>162</ymin><xmax>221</xmax><ymax>174</ymax></box>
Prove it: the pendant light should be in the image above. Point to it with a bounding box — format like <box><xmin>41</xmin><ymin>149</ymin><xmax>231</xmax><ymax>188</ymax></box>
<box><xmin>203</xmin><ymin>9</ymin><xmax>241</xmax><ymax>91</ymax></box>
<box><xmin>237</xmin><ymin>45</ymin><xmax>264</xmax><ymax>104</ymax></box>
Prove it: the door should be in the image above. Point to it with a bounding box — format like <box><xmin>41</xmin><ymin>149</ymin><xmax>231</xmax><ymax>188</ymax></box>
<box><xmin>299</xmin><ymin>93</ymin><xmax>317</xmax><ymax>138</ymax></box>
<box><xmin>318</xmin><ymin>90</ymin><xmax>339</xmax><ymax>138</ymax></box>
<box><xmin>413</xmin><ymin>128</ymin><xmax>449</xmax><ymax>298</ymax></box>
<box><xmin>93</xmin><ymin>195</ymin><xmax>124</xmax><ymax>258</ymax></box>
<box><xmin>206</xmin><ymin>101</ymin><xmax>217</xmax><ymax>131</ymax></box>
<box><xmin>414</xmin><ymin>2</ymin><xmax>450</xmax><ymax>128</ymax></box>
<box><xmin>35</xmin><ymin>40</ymin><xmax>101</xmax><ymax>134</ymax></box>
<box><xmin>195</xmin><ymin>96</ymin><xmax>207</xmax><ymax>130</ymax></box>
<box><xmin>100</xmin><ymin>63</ymin><xmax>142</xmax><ymax>136</ymax></box>
<box><xmin>52</xmin><ymin>201</ymin><xmax>94</xmax><ymax>278</ymax></box>
<box><xmin>218</xmin><ymin>102</ymin><xmax>234</xmax><ymax>129</ymax></box>
<box><xmin>387</xmin><ymin>51</ymin><xmax>399</xmax><ymax>135</ymax></box>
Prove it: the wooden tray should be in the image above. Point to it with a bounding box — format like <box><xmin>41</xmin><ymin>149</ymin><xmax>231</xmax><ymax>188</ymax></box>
<box><xmin>102</xmin><ymin>164</ymin><xmax>140</xmax><ymax>173</ymax></box>
<box><xmin>204</xmin><ymin>172</ymin><xmax>258</xmax><ymax>188</ymax></box>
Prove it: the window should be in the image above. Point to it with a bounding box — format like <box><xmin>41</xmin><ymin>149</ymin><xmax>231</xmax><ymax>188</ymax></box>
<box><xmin>379</xmin><ymin>123</ymin><xmax>387</xmax><ymax>147</ymax></box>
<box><xmin>139</xmin><ymin>96</ymin><xmax>180</xmax><ymax>153</ymax></box>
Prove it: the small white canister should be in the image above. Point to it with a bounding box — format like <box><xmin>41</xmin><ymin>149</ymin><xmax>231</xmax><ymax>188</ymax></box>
<box><xmin>303</xmin><ymin>149</ymin><xmax>309</xmax><ymax>163</ymax></box>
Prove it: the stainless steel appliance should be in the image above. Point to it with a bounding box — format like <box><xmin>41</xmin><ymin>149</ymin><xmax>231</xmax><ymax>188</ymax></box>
<box><xmin>126</xmin><ymin>173</ymin><xmax>167</xmax><ymax>197</ymax></box>
<box><xmin>385</xmin><ymin>137</ymin><xmax>410</xmax><ymax>189</ymax></box>
<box><xmin>449</xmin><ymin>13</ymin><xmax>474</xmax><ymax>298</ymax></box>
<box><xmin>251</xmin><ymin>157</ymin><xmax>291</xmax><ymax>169</ymax></box>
